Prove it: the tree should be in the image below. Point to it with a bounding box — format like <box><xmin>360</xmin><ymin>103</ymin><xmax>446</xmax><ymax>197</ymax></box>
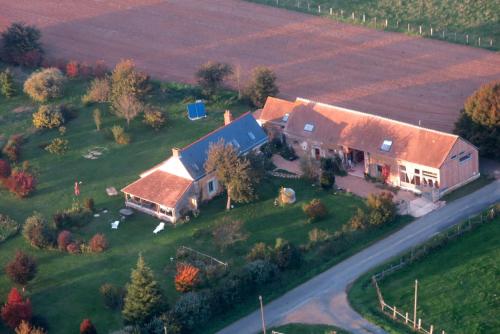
<box><xmin>23</xmin><ymin>68</ymin><xmax>65</xmax><ymax>102</ymax></box>
<box><xmin>0</xmin><ymin>69</ymin><xmax>17</xmax><ymax>98</ymax></box>
<box><xmin>246</xmin><ymin>242</ymin><xmax>272</xmax><ymax>262</ymax></box>
<box><xmin>66</xmin><ymin>60</ymin><xmax>80</xmax><ymax>78</ymax></box>
<box><xmin>89</xmin><ymin>233</ymin><xmax>108</xmax><ymax>253</ymax></box>
<box><xmin>100</xmin><ymin>283</ymin><xmax>125</xmax><ymax>310</ymax></box>
<box><xmin>302</xmin><ymin>198</ymin><xmax>328</xmax><ymax>223</ymax></box>
<box><xmin>5</xmin><ymin>251</ymin><xmax>37</xmax><ymax>286</ymax></box>
<box><xmin>79</xmin><ymin>319</ymin><xmax>97</xmax><ymax>334</ymax></box>
<box><xmin>1</xmin><ymin>22</ymin><xmax>44</xmax><ymax>67</ymax></box>
<box><xmin>143</xmin><ymin>106</ymin><xmax>166</xmax><ymax>130</ymax></box>
<box><xmin>175</xmin><ymin>263</ymin><xmax>200</xmax><ymax>292</ymax></box>
<box><xmin>5</xmin><ymin>170</ymin><xmax>37</xmax><ymax>198</ymax></box>
<box><xmin>204</xmin><ymin>139</ymin><xmax>255</xmax><ymax>210</ymax></box>
<box><xmin>245</xmin><ymin>66</ymin><xmax>279</xmax><ymax>108</ymax></box>
<box><xmin>454</xmin><ymin>81</ymin><xmax>499</xmax><ymax>160</ymax></box>
<box><xmin>212</xmin><ymin>217</ymin><xmax>247</xmax><ymax>250</ymax></box>
<box><xmin>82</xmin><ymin>78</ymin><xmax>110</xmax><ymax>105</ymax></box>
<box><xmin>1</xmin><ymin>288</ymin><xmax>32</xmax><ymax>329</ymax></box>
<box><xmin>93</xmin><ymin>109</ymin><xmax>102</xmax><ymax>131</ymax></box>
<box><xmin>365</xmin><ymin>192</ymin><xmax>396</xmax><ymax>226</ymax></box>
<box><xmin>22</xmin><ymin>213</ymin><xmax>54</xmax><ymax>249</ymax></box>
<box><xmin>32</xmin><ymin>104</ymin><xmax>65</xmax><ymax>129</ymax></box>
<box><xmin>57</xmin><ymin>230</ymin><xmax>72</xmax><ymax>251</ymax></box>
<box><xmin>114</xmin><ymin>94</ymin><xmax>144</xmax><ymax>126</ymax></box>
<box><xmin>122</xmin><ymin>254</ymin><xmax>162</xmax><ymax>324</ymax></box>
<box><xmin>272</xmin><ymin>238</ymin><xmax>302</xmax><ymax>270</ymax></box>
<box><xmin>195</xmin><ymin>61</ymin><xmax>233</xmax><ymax>97</ymax></box>
<box><xmin>0</xmin><ymin>159</ymin><xmax>11</xmax><ymax>178</ymax></box>
<box><xmin>110</xmin><ymin>59</ymin><xmax>149</xmax><ymax>109</ymax></box>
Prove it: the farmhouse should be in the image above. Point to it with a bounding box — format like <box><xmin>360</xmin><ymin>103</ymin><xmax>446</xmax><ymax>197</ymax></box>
<box><xmin>122</xmin><ymin>111</ymin><xmax>268</xmax><ymax>222</ymax></box>
<box><xmin>255</xmin><ymin>97</ymin><xmax>480</xmax><ymax>200</ymax></box>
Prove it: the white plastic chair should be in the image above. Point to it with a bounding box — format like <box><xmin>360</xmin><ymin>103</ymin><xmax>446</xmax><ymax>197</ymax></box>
<box><xmin>153</xmin><ymin>222</ymin><xmax>165</xmax><ymax>234</ymax></box>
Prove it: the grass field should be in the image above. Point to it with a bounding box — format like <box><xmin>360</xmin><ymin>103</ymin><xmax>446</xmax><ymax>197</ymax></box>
<box><xmin>246</xmin><ymin>0</ymin><xmax>500</xmax><ymax>50</ymax></box>
<box><xmin>348</xmin><ymin>214</ymin><xmax>500</xmax><ymax>334</ymax></box>
<box><xmin>0</xmin><ymin>67</ymin><xmax>412</xmax><ymax>333</ymax></box>
<box><xmin>268</xmin><ymin>323</ymin><xmax>348</xmax><ymax>334</ymax></box>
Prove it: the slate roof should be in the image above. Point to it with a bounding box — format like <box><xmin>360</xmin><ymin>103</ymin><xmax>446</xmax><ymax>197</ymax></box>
<box><xmin>178</xmin><ymin>112</ymin><xmax>268</xmax><ymax>180</ymax></box>
<box><xmin>122</xmin><ymin>170</ymin><xmax>193</xmax><ymax>208</ymax></box>
<box><xmin>260</xmin><ymin>97</ymin><xmax>463</xmax><ymax>169</ymax></box>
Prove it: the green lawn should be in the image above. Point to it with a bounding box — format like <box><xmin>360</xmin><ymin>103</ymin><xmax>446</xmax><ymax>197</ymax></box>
<box><xmin>348</xmin><ymin>215</ymin><xmax>500</xmax><ymax>334</ymax></box>
<box><xmin>246</xmin><ymin>0</ymin><xmax>499</xmax><ymax>50</ymax></box>
<box><xmin>268</xmin><ymin>323</ymin><xmax>349</xmax><ymax>334</ymax></box>
<box><xmin>442</xmin><ymin>174</ymin><xmax>494</xmax><ymax>202</ymax></box>
<box><xmin>0</xmin><ymin>69</ymin><xmax>412</xmax><ymax>333</ymax></box>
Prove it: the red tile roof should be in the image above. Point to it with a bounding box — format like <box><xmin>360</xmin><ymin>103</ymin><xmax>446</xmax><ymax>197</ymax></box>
<box><xmin>257</xmin><ymin>96</ymin><xmax>297</xmax><ymax>123</ymax></box>
<box><xmin>265</xmin><ymin>97</ymin><xmax>462</xmax><ymax>168</ymax></box>
<box><xmin>121</xmin><ymin>171</ymin><xmax>193</xmax><ymax>208</ymax></box>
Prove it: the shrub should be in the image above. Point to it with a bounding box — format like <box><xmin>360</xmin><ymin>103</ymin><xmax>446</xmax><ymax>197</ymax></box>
<box><xmin>32</xmin><ymin>104</ymin><xmax>65</xmax><ymax>129</ymax></box>
<box><xmin>5</xmin><ymin>170</ymin><xmax>37</xmax><ymax>198</ymax></box>
<box><xmin>89</xmin><ymin>233</ymin><xmax>108</xmax><ymax>253</ymax></box>
<box><xmin>5</xmin><ymin>251</ymin><xmax>37</xmax><ymax>286</ymax></box>
<box><xmin>299</xmin><ymin>156</ymin><xmax>318</xmax><ymax>180</ymax></box>
<box><xmin>15</xmin><ymin>320</ymin><xmax>47</xmax><ymax>334</ymax></box>
<box><xmin>114</xmin><ymin>94</ymin><xmax>144</xmax><ymax>126</ymax></box>
<box><xmin>100</xmin><ymin>283</ymin><xmax>125</xmax><ymax>310</ymax></box>
<box><xmin>79</xmin><ymin>319</ymin><xmax>97</xmax><ymax>334</ymax></box>
<box><xmin>0</xmin><ymin>69</ymin><xmax>17</xmax><ymax>98</ymax></box>
<box><xmin>308</xmin><ymin>228</ymin><xmax>331</xmax><ymax>244</ymax></box>
<box><xmin>93</xmin><ymin>60</ymin><xmax>108</xmax><ymax>78</ymax></box>
<box><xmin>111</xmin><ymin>125</ymin><xmax>131</xmax><ymax>145</ymax></box>
<box><xmin>44</xmin><ymin>137</ymin><xmax>69</xmax><ymax>155</ymax></box>
<box><xmin>175</xmin><ymin>263</ymin><xmax>200</xmax><ymax>292</ymax></box>
<box><xmin>246</xmin><ymin>242</ymin><xmax>272</xmax><ymax>262</ymax></box>
<box><xmin>84</xmin><ymin>198</ymin><xmax>95</xmax><ymax>212</ymax></box>
<box><xmin>66</xmin><ymin>242</ymin><xmax>80</xmax><ymax>254</ymax></box>
<box><xmin>1</xmin><ymin>288</ymin><xmax>32</xmax><ymax>329</ymax></box>
<box><xmin>23</xmin><ymin>68</ymin><xmax>65</xmax><ymax>102</ymax></box>
<box><xmin>173</xmin><ymin>291</ymin><xmax>212</xmax><ymax>330</ymax></box>
<box><xmin>52</xmin><ymin>204</ymin><xmax>93</xmax><ymax>230</ymax></box>
<box><xmin>242</xmin><ymin>260</ymin><xmax>279</xmax><ymax>286</ymax></box>
<box><xmin>57</xmin><ymin>230</ymin><xmax>72</xmax><ymax>251</ymax></box>
<box><xmin>212</xmin><ymin>217</ymin><xmax>247</xmax><ymax>251</ymax></box>
<box><xmin>79</xmin><ymin>62</ymin><xmax>93</xmax><ymax>78</ymax></box>
<box><xmin>302</xmin><ymin>198</ymin><xmax>328</xmax><ymax>223</ymax></box>
<box><xmin>195</xmin><ymin>61</ymin><xmax>233</xmax><ymax>97</ymax></box>
<box><xmin>2</xmin><ymin>135</ymin><xmax>22</xmax><ymax>162</ymax></box>
<box><xmin>0</xmin><ymin>159</ymin><xmax>12</xmax><ymax>178</ymax></box>
<box><xmin>143</xmin><ymin>106</ymin><xmax>166</xmax><ymax>130</ymax></box>
<box><xmin>0</xmin><ymin>214</ymin><xmax>20</xmax><ymax>243</ymax></box>
<box><xmin>320</xmin><ymin>170</ymin><xmax>335</xmax><ymax>190</ymax></box>
<box><xmin>245</xmin><ymin>66</ymin><xmax>279</xmax><ymax>108</ymax></box>
<box><xmin>348</xmin><ymin>208</ymin><xmax>367</xmax><ymax>231</ymax></box>
<box><xmin>272</xmin><ymin>238</ymin><xmax>302</xmax><ymax>270</ymax></box>
<box><xmin>82</xmin><ymin>77</ymin><xmax>110</xmax><ymax>105</ymax></box>
<box><xmin>366</xmin><ymin>192</ymin><xmax>396</xmax><ymax>226</ymax></box>
<box><xmin>93</xmin><ymin>109</ymin><xmax>102</xmax><ymax>131</ymax></box>
<box><xmin>23</xmin><ymin>214</ymin><xmax>55</xmax><ymax>249</ymax></box>
<box><xmin>65</xmin><ymin>60</ymin><xmax>79</xmax><ymax>78</ymax></box>
<box><xmin>1</xmin><ymin>22</ymin><xmax>43</xmax><ymax>67</ymax></box>
<box><xmin>110</xmin><ymin>59</ymin><xmax>149</xmax><ymax>108</ymax></box>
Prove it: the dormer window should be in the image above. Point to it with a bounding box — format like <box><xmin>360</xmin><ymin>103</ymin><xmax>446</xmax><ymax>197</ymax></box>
<box><xmin>380</xmin><ymin>140</ymin><xmax>393</xmax><ymax>152</ymax></box>
<box><xmin>282</xmin><ymin>113</ymin><xmax>289</xmax><ymax>122</ymax></box>
<box><xmin>304</xmin><ymin>123</ymin><xmax>314</xmax><ymax>132</ymax></box>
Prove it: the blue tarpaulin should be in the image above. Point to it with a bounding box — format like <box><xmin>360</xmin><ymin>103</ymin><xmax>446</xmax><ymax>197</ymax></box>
<box><xmin>187</xmin><ymin>101</ymin><xmax>206</xmax><ymax>120</ymax></box>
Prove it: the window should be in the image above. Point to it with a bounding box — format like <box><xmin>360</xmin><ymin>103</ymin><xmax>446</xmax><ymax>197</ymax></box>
<box><xmin>400</xmin><ymin>172</ymin><xmax>409</xmax><ymax>183</ymax></box>
<box><xmin>459</xmin><ymin>153</ymin><xmax>472</xmax><ymax>163</ymax></box>
<box><xmin>304</xmin><ymin>123</ymin><xmax>314</xmax><ymax>132</ymax></box>
<box><xmin>459</xmin><ymin>151</ymin><xmax>465</xmax><ymax>156</ymax></box>
<box><xmin>282</xmin><ymin>113</ymin><xmax>289</xmax><ymax>122</ymax></box>
<box><xmin>450</xmin><ymin>155</ymin><xmax>457</xmax><ymax>160</ymax></box>
<box><xmin>248</xmin><ymin>131</ymin><xmax>256</xmax><ymax>140</ymax></box>
<box><xmin>208</xmin><ymin>179</ymin><xmax>216</xmax><ymax>194</ymax></box>
<box><xmin>422</xmin><ymin>170</ymin><xmax>437</xmax><ymax>178</ymax></box>
<box><xmin>399</xmin><ymin>165</ymin><xmax>406</xmax><ymax>171</ymax></box>
<box><xmin>380</xmin><ymin>139</ymin><xmax>393</xmax><ymax>152</ymax></box>
<box><xmin>414</xmin><ymin>169</ymin><xmax>420</xmax><ymax>174</ymax></box>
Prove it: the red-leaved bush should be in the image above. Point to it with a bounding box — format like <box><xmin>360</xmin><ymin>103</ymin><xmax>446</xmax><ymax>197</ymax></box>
<box><xmin>79</xmin><ymin>318</ymin><xmax>97</xmax><ymax>334</ymax></box>
<box><xmin>5</xmin><ymin>170</ymin><xmax>37</xmax><ymax>198</ymax></box>
<box><xmin>57</xmin><ymin>230</ymin><xmax>72</xmax><ymax>251</ymax></box>
<box><xmin>66</xmin><ymin>60</ymin><xmax>80</xmax><ymax>78</ymax></box>
<box><xmin>0</xmin><ymin>159</ymin><xmax>11</xmax><ymax>179</ymax></box>
<box><xmin>174</xmin><ymin>263</ymin><xmax>200</xmax><ymax>292</ymax></box>
<box><xmin>1</xmin><ymin>288</ymin><xmax>32</xmax><ymax>329</ymax></box>
<box><xmin>66</xmin><ymin>243</ymin><xmax>80</xmax><ymax>254</ymax></box>
<box><xmin>79</xmin><ymin>62</ymin><xmax>93</xmax><ymax>78</ymax></box>
<box><xmin>89</xmin><ymin>234</ymin><xmax>108</xmax><ymax>253</ymax></box>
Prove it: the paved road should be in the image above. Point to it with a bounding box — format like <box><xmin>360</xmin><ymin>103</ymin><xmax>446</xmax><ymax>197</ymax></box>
<box><xmin>219</xmin><ymin>180</ymin><xmax>500</xmax><ymax>334</ymax></box>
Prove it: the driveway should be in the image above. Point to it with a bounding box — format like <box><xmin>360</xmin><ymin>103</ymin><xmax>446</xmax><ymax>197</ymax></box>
<box><xmin>218</xmin><ymin>180</ymin><xmax>500</xmax><ymax>334</ymax></box>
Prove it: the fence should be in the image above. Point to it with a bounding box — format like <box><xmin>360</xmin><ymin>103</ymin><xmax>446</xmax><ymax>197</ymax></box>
<box><xmin>370</xmin><ymin>207</ymin><xmax>496</xmax><ymax>333</ymax></box>
<box><xmin>247</xmin><ymin>0</ymin><xmax>498</xmax><ymax>51</ymax></box>
<box><xmin>178</xmin><ymin>245</ymin><xmax>228</xmax><ymax>268</ymax></box>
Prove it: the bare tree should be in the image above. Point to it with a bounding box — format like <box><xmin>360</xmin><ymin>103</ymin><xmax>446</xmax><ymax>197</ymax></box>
<box><xmin>115</xmin><ymin>94</ymin><xmax>144</xmax><ymax>127</ymax></box>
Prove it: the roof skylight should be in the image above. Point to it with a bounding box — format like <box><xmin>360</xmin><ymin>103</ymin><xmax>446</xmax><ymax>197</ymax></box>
<box><xmin>304</xmin><ymin>123</ymin><xmax>314</xmax><ymax>132</ymax></box>
<box><xmin>248</xmin><ymin>131</ymin><xmax>256</xmax><ymax>140</ymax></box>
<box><xmin>282</xmin><ymin>113</ymin><xmax>289</xmax><ymax>122</ymax></box>
<box><xmin>231</xmin><ymin>139</ymin><xmax>240</xmax><ymax>148</ymax></box>
<box><xmin>380</xmin><ymin>140</ymin><xmax>393</xmax><ymax>152</ymax></box>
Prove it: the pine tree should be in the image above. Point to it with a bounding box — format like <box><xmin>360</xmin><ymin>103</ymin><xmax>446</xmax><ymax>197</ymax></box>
<box><xmin>122</xmin><ymin>254</ymin><xmax>162</xmax><ymax>324</ymax></box>
<box><xmin>0</xmin><ymin>69</ymin><xmax>16</xmax><ymax>98</ymax></box>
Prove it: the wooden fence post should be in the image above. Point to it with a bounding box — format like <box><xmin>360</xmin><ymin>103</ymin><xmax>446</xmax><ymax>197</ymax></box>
<box><xmin>430</xmin><ymin>325</ymin><xmax>434</xmax><ymax>334</ymax></box>
<box><xmin>405</xmin><ymin>312</ymin><xmax>409</xmax><ymax>324</ymax></box>
<box><xmin>418</xmin><ymin>318</ymin><xmax>422</xmax><ymax>330</ymax></box>
<box><xmin>466</xmin><ymin>35</ymin><xmax>469</xmax><ymax>44</ymax></box>
<box><xmin>318</xmin><ymin>5</ymin><xmax>321</xmax><ymax>13</ymax></box>
<box><xmin>393</xmin><ymin>306</ymin><xmax>397</xmax><ymax>319</ymax></box>
<box><xmin>363</xmin><ymin>13</ymin><xmax>365</xmax><ymax>22</ymax></box>
<box><xmin>352</xmin><ymin>12</ymin><xmax>355</xmax><ymax>20</ymax></box>
<box><xmin>442</xmin><ymin>30</ymin><xmax>445</xmax><ymax>38</ymax></box>
<box><xmin>330</xmin><ymin>8</ymin><xmax>333</xmax><ymax>15</ymax></box>
<box><xmin>340</xmin><ymin>9</ymin><xmax>343</xmax><ymax>18</ymax></box>
<box><xmin>430</xmin><ymin>27</ymin><xmax>433</xmax><ymax>36</ymax></box>
<box><xmin>385</xmin><ymin>19</ymin><xmax>388</xmax><ymax>28</ymax></box>
<box><xmin>478</xmin><ymin>37</ymin><xmax>481</xmax><ymax>46</ymax></box>
<box><xmin>408</xmin><ymin>23</ymin><xmax>410</xmax><ymax>32</ymax></box>
<box><xmin>419</xmin><ymin>25</ymin><xmax>422</xmax><ymax>35</ymax></box>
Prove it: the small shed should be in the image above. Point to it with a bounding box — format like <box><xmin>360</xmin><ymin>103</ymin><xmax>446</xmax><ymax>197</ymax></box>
<box><xmin>187</xmin><ymin>100</ymin><xmax>207</xmax><ymax>120</ymax></box>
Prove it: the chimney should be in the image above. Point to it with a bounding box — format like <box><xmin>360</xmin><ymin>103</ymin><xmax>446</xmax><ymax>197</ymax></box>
<box><xmin>224</xmin><ymin>110</ymin><xmax>233</xmax><ymax>125</ymax></box>
<box><xmin>172</xmin><ymin>148</ymin><xmax>181</xmax><ymax>158</ymax></box>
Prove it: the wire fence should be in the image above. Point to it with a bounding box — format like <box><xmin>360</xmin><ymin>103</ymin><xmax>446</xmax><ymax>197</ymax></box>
<box><xmin>369</xmin><ymin>207</ymin><xmax>497</xmax><ymax>334</ymax></box>
<box><xmin>248</xmin><ymin>0</ymin><xmax>498</xmax><ymax>51</ymax></box>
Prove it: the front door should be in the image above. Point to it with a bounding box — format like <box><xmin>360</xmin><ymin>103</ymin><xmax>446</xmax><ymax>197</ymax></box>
<box><xmin>314</xmin><ymin>148</ymin><xmax>321</xmax><ymax>160</ymax></box>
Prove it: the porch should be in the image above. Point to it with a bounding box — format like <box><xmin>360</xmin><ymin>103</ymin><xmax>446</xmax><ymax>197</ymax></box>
<box><xmin>125</xmin><ymin>196</ymin><xmax>177</xmax><ymax>223</ymax></box>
